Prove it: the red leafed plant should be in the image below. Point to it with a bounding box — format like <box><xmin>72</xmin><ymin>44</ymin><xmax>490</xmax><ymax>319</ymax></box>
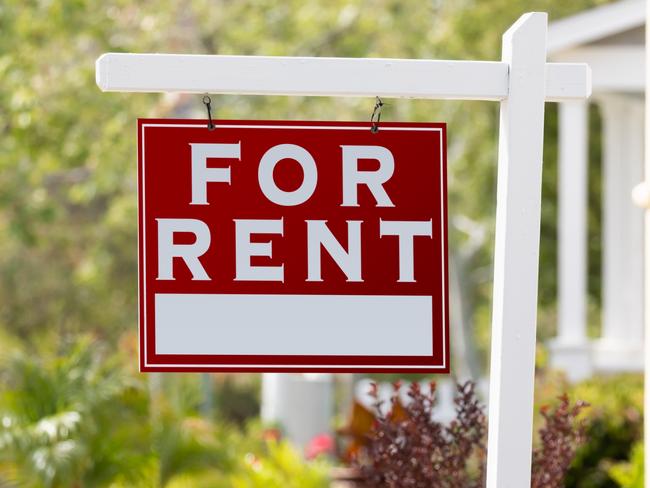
<box><xmin>531</xmin><ymin>394</ymin><xmax>589</xmax><ymax>487</ymax></box>
<box><xmin>353</xmin><ymin>381</ymin><xmax>588</xmax><ymax>488</ymax></box>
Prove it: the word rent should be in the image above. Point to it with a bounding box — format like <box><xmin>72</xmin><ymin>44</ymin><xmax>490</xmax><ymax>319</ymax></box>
<box><xmin>157</xmin><ymin>142</ymin><xmax>433</xmax><ymax>283</ymax></box>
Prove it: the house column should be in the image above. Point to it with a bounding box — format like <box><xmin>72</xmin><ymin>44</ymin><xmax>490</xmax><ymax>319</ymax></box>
<box><xmin>549</xmin><ymin>100</ymin><xmax>592</xmax><ymax>382</ymax></box>
<box><xmin>261</xmin><ymin>373</ymin><xmax>333</xmax><ymax>448</ymax></box>
<box><xmin>593</xmin><ymin>94</ymin><xmax>645</xmax><ymax>372</ymax></box>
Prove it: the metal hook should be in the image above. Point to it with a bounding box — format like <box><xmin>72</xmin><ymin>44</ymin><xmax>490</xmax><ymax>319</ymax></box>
<box><xmin>202</xmin><ymin>95</ymin><xmax>215</xmax><ymax>131</ymax></box>
<box><xmin>370</xmin><ymin>96</ymin><xmax>384</xmax><ymax>134</ymax></box>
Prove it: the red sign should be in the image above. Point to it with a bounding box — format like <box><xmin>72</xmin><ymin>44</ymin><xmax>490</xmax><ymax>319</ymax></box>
<box><xmin>138</xmin><ymin>119</ymin><xmax>448</xmax><ymax>372</ymax></box>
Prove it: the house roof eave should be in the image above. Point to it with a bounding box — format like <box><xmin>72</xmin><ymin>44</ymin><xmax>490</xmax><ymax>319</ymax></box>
<box><xmin>548</xmin><ymin>0</ymin><xmax>645</xmax><ymax>55</ymax></box>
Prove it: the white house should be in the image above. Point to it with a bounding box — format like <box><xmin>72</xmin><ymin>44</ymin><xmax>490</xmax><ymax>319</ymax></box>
<box><xmin>548</xmin><ymin>0</ymin><xmax>646</xmax><ymax>381</ymax></box>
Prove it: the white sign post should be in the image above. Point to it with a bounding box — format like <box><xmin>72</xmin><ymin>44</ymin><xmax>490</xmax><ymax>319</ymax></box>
<box><xmin>96</xmin><ymin>12</ymin><xmax>590</xmax><ymax>487</ymax></box>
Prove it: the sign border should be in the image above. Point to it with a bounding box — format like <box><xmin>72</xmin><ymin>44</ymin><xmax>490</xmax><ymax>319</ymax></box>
<box><xmin>138</xmin><ymin>119</ymin><xmax>449</xmax><ymax>373</ymax></box>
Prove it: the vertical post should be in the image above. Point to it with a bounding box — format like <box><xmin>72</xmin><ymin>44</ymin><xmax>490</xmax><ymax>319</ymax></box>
<box><xmin>558</xmin><ymin>101</ymin><xmax>588</xmax><ymax>344</ymax></box>
<box><xmin>595</xmin><ymin>95</ymin><xmax>644</xmax><ymax>371</ymax></box>
<box><xmin>550</xmin><ymin>100</ymin><xmax>592</xmax><ymax>382</ymax></box>
<box><xmin>486</xmin><ymin>12</ymin><xmax>547</xmax><ymax>488</ymax></box>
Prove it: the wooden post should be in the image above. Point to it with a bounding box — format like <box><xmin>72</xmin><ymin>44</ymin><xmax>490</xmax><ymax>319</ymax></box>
<box><xmin>486</xmin><ymin>13</ymin><xmax>547</xmax><ymax>488</ymax></box>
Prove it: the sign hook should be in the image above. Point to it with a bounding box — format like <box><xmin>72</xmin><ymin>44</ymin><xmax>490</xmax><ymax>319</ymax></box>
<box><xmin>370</xmin><ymin>96</ymin><xmax>384</xmax><ymax>134</ymax></box>
<box><xmin>202</xmin><ymin>95</ymin><xmax>216</xmax><ymax>131</ymax></box>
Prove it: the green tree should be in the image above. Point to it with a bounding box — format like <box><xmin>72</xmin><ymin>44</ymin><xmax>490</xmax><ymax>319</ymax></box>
<box><xmin>0</xmin><ymin>336</ymin><xmax>246</xmax><ymax>487</ymax></box>
<box><xmin>1</xmin><ymin>0</ymin><xmax>612</xmax><ymax>354</ymax></box>
<box><xmin>0</xmin><ymin>336</ymin><xmax>148</xmax><ymax>487</ymax></box>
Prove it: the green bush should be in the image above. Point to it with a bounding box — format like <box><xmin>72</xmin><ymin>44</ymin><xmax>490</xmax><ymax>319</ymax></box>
<box><xmin>212</xmin><ymin>375</ymin><xmax>261</xmax><ymax>427</ymax></box>
<box><xmin>608</xmin><ymin>443</ymin><xmax>644</xmax><ymax>488</ymax></box>
<box><xmin>229</xmin><ymin>436</ymin><xmax>331</xmax><ymax>488</ymax></box>
<box><xmin>535</xmin><ymin>372</ymin><xmax>643</xmax><ymax>488</ymax></box>
<box><xmin>0</xmin><ymin>335</ymin><xmax>150</xmax><ymax>487</ymax></box>
<box><xmin>0</xmin><ymin>335</ymin><xmax>330</xmax><ymax>487</ymax></box>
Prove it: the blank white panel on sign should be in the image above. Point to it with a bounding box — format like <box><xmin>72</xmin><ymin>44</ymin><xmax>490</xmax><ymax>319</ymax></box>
<box><xmin>155</xmin><ymin>294</ymin><xmax>433</xmax><ymax>356</ymax></box>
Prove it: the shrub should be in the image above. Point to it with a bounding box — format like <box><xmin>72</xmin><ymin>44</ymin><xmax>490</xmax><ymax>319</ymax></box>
<box><xmin>532</xmin><ymin>394</ymin><xmax>589</xmax><ymax>487</ymax></box>
<box><xmin>229</xmin><ymin>435</ymin><xmax>331</xmax><ymax>488</ymax></box>
<box><xmin>212</xmin><ymin>374</ymin><xmax>261</xmax><ymax>426</ymax></box>
<box><xmin>0</xmin><ymin>336</ymin><xmax>328</xmax><ymax>488</ymax></box>
<box><xmin>353</xmin><ymin>381</ymin><xmax>587</xmax><ymax>488</ymax></box>
<box><xmin>535</xmin><ymin>373</ymin><xmax>643</xmax><ymax>488</ymax></box>
<box><xmin>608</xmin><ymin>442</ymin><xmax>644</xmax><ymax>488</ymax></box>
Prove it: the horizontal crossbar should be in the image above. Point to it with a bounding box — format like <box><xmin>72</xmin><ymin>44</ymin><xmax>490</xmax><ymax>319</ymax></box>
<box><xmin>96</xmin><ymin>53</ymin><xmax>591</xmax><ymax>102</ymax></box>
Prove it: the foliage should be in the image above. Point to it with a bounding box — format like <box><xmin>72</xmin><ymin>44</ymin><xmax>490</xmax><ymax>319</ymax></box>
<box><xmin>0</xmin><ymin>0</ymin><xmax>614</xmax><ymax>363</ymax></box>
<box><xmin>0</xmin><ymin>335</ymin><xmax>330</xmax><ymax>487</ymax></box>
<box><xmin>354</xmin><ymin>381</ymin><xmax>587</xmax><ymax>488</ymax></box>
<box><xmin>357</xmin><ymin>381</ymin><xmax>486</xmax><ymax>487</ymax></box>
<box><xmin>212</xmin><ymin>375</ymin><xmax>261</xmax><ymax>426</ymax></box>
<box><xmin>533</xmin><ymin>371</ymin><xmax>644</xmax><ymax>488</ymax></box>
<box><xmin>531</xmin><ymin>394</ymin><xmax>589</xmax><ymax>487</ymax></box>
<box><xmin>608</xmin><ymin>443</ymin><xmax>644</xmax><ymax>488</ymax></box>
<box><xmin>537</xmin><ymin>373</ymin><xmax>644</xmax><ymax>488</ymax></box>
<box><xmin>229</xmin><ymin>438</ymin><xmax>331</xmax><ymax>488</ymax></box>
<box><xmin>0</xmin><ymin>336</ymin><xmax>147</xmax><ymax>487</ymax></box>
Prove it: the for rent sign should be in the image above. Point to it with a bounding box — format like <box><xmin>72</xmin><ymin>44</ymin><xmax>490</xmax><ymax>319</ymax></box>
<box><xmin>139</xmin><ymin>119</ymin><xmax>448</xmax><ymax>372</ymax></box>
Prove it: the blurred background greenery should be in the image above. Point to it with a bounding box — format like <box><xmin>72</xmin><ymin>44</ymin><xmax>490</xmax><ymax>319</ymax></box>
<box><xmin>0</xmin><ymin>0</ymin><xmax>641</xmax><ymax>486</ymax></box>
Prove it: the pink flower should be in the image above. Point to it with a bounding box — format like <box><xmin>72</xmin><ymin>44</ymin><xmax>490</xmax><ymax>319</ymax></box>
<box><xmin>305</xmin><ymin>433</ymin><xmax>334</xmax><ymax>459</ymax></box>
